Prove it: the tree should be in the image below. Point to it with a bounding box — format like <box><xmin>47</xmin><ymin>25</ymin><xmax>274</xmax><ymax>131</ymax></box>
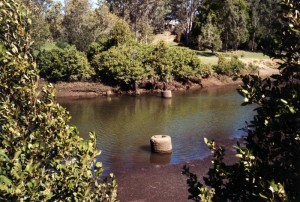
<box><xmin>170</xmin><ymin>0</ymin><xmax>202</xmax><ymax>45</ymax></box>
<box><xmin>222</xmin><ymin>0</ymin><xmax>249</xmax><ymax>51</ymax></box>
<box><xmin>62</xmin><ymin>0</ymin><xmax>96</xmax><ymax>51</ymax></box>
<box><xmin>92</xmin><ymin>4</ymin><xmax>119</xmax><ymax>41</ymax></box>
<box><xmin>192</xmin><ymin>0</ymin><xmax>249</xmax><ymax>51</ymax></box>
<box><xmin>147</xmin><ymin>0</ymin><xmax>170</xmax><ymax>33</ymax></box>
<box><xmin>183</xmin><ymin>0</ymin><xmax>300</xmax><ymax>201</ymax></box>
<box><xmin>110</xmin><ymin>19</ymin><xmax>135</xmax><ymax>46</ymax></box>
<box><xmin>247</xmin><ymin>0</ymin><xmax>283</xmax><ymax>51</ymax></box>
<box><xmin>107</xmin><ymin>0</ymin><xmax>170</xmax><ymax>41</ymax></box>
<box><xmin>150</xmin><ymin>41</ymin><xmax>173</xmax><ymax>82</ymax></box>
<box><xmin>46</xmin><ymin>1</ymin><xmax>64</xmax><ymax>41</ymax></box>
<box><xmin>198</xmin><ymin>14</ymin><xmax>222</xmax><ymax>53</ymax></box>
<box><xmin>22</xmin><ymin>0</ymin><xmax>53</xmax><ymax>50</ymax></box>
<box><xmin>0</xmin><ymin>0</ymin><xmax>117</xmax><ymax>200</ymax></box>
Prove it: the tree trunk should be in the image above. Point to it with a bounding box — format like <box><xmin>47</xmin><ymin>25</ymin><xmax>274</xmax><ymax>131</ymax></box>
<box><xmin>251</xmin><ymin>31</ymin><xmax>256</xmax><ymax>51</ymax></box>
<box><xmin>225</xmin><ymin>31</ymin><xmax>229</xmax><ymax>52</ymax></box>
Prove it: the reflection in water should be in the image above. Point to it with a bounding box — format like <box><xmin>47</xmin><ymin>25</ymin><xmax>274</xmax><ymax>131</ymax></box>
<box><xmin>150</xmin><ymin>153</ymin><xmax>172</xmax><ymax>165</ymax></box>
<box><xmin>58</xmin><ymin>86</ymin><xmax>255</xmax><ymax>174</ymax></box>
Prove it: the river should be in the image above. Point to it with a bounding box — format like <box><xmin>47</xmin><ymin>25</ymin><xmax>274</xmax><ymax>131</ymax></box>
<box><xmin>58</xmin><ymin>86</ymin><xmax>255</xmax><ymax>174</ymax></box>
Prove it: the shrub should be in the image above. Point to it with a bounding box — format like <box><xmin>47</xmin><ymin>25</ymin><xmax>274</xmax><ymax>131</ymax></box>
<box><xmin>87</xmin><ymin>37</ymin><xmax>112</xmax><ymax>61</ymax></box>
<box><xmin>149</xmin><ymin>42</ymin><xmax>207</xmax><ymax>82</ymax></box>
<box><xmin>37</xmin><ymin>46</ymin><xmax>94</xmax><ymax>82</ymax></box>
<box><xmin>92</xmin><ymin>45</ymin><xmax>154</xmax><ymax>89</ymax></box>
<box><xmin>214</xmin><ymin>54</ymin><xmax>245</xmax><ymax>75</ymax></box>
<box><xmin>168</xmin><ymin>47</ymin><xmax>205</xmax><ymax>81</ymax></box>
<box><xmin>0</xmin><ymin>0</ymin><xmax>117</xmax><ymax>201</ymax></box>
<box><xmin>92</xmin><ymin>41</ymin><xmax>207</xmax><ymax>88</ymax></box>
<box><xmin>149</xmin><ymin>41</ymin><xmax>173</xmax><ymax>81</ymax></box>
<box><xmin>247</xmin><ymin>62</ymin><xmax>259</xmax><ymax>71</ymax></box>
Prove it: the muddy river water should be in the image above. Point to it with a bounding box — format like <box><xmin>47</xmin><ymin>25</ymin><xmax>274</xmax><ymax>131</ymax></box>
<box><xmin>58</xmin><ymin>86</ymin><xmax>255</xmax><ymax>174</ymax></box>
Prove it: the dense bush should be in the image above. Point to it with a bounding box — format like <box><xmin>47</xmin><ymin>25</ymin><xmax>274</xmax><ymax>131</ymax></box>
<box><xmin>0</xmin><ymin>0</ymin><xmax>117</xmax><ymax>201</ymax></box>
<box><xmin>183</xmin><ymin>0</ymin><xmax>300</xmax><ymax>201</ymax></box>
<box><xmin>168</xmin><ymin>47</ymin><xmax>205</xmax><ymax>81</ymax></box>
<box><xmin>213</xmin><ymin>54</ymin><xmax>245</xmax><ymax>75</ymax></box>
<box><xmin>92</xmin><ymin>45</ymin><xmax>154</xmax><ymax>88</ymax></box>
<box><xmin>87</xmin><ymin>37</ymin><xmax>112</xmax><ymax>61</ymax></box>
<box><xmin>149</xmin><ymin>42</ymin><xmax>209</xmax><ymax>82</ymax></box>
<box><xmin>92</xmin><ymin>42</ymin><xmax>208</xmax><ymax>89</ymax></box>
<box><xmin>37</xmin><ymin>46</ymin><xmax>94</xmax><ymax>82</ymax></box>
<box><xmin>149</xmin><ymin>41</ymin><xmax>173</xmax><ymax>81</ymax></box>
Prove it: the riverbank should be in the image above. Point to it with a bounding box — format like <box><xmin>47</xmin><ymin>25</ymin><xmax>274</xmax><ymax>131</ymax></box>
<box><xmin>115</xmin><ymin>138</ymin><xmax>239</xmax><ymax>202</ymax></box>
<box><xmin>47</xmin><ymin>65</ymin><xmax>278</xmax><ymax>98</ymax></box>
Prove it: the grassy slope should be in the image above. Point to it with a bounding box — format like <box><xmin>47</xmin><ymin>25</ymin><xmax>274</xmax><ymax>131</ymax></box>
<box><xmin>152</xmin><ymin>31</ymin><xmax>271</xmax><ymax>66</ymax></box>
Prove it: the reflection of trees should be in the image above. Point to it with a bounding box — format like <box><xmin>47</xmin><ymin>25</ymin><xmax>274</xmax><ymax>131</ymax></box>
<box><xmin>59</xmin><ymin>88</ymin><xmax>251</xmax><ymax>139</ymax></box>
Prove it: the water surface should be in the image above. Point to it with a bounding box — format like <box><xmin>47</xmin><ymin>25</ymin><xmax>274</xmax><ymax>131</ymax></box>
<box><xmin>58</xmin><ymin>87</ymin><xmax>254</xmax><ymax>174</ymax></box>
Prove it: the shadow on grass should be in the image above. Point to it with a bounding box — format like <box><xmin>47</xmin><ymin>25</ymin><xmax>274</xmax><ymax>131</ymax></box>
<box><xmin>196</xmin><ymin>51</ymin><xmax>217</xmax><ymax>57</ymax></box>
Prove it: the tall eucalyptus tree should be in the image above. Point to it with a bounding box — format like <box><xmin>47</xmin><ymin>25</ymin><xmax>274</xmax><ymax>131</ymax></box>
<box><xmin>22</xmin><ymin>0</ymin><xmax>53</xmax><ymax>49</ymax></box>
<box><xmin>107</xmin><ymin>0</ymin><xmax>170</xmax><ymax>42</ymax></box>
<box><xmin>170</xmin><ymin>0</ymin><xmax>202</xmax><ymax>45</ymax></box>
<box><xmin>63</xmin><ymin>0</ymin><xmax>96</xmax><ymax>51</ymax></box>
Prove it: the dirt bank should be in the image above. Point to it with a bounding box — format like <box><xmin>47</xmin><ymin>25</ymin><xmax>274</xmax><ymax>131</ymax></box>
<box><xmin>46</xmin><ymin>65</ymin><xmax>278</xmax><ymax>98</ymax></box>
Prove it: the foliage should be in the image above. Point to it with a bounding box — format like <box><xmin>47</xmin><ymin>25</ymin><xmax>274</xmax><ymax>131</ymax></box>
<box><xmin>169</xmin><ymin>0</ymin><xmax>202</xmax><ymax>45</ymax></box>
<box><xmin>222</xmin><ymin>0</ymin><xmax>249</xmax><ymax>50</ymax></box>
<box><xmin>37</xmin><ymin>46</ymin><xmax>94</xmax><ymax>82</ymax></box>
<box><xmin>62</xmin><ymin>0</ymin><xmax>99</xmax><ymax>52</ymax></box>
<box><xmin>91</xmin><ymin>41</ymin><xmax>206</xmax><ymax>88</ymax></box>
<box><xmin>183</xmin><ymin>0</ymin><xmax>300</xmax><ymax>201</ymax></box>
<box><xmin>167</xmin><ymin>47</ymin><xmax>204</xmax><ymax>81</ymax></box>
<box><xmin>46</xmin><ymin>1</ymin><xmax>64</xmax><ymax>42</ymax></box>
<box><xmin>21</xmin><ymin>0</ymin><xmax>53</xmax><ymax>50</ymax></box>
<box><xmin>149</xmin><ymin>41</ymin><xmax>173</xmax><ymax>81</ymax></box>
<box><xmin>198</xmin><ymin>14</ymin><xmax>222</xmax><ymax>53</ymax></box>
<box><xmin>107</xmin><ymin>0</ymin><xmax>170</xmax><ymax>37</ymax></box>
<box><xmin>213</xmin><ymin>55</ymin><xmax>245</xmax><ymax>76</ymax></box>
<box><xmin>87</xmin><ymin>37</ymin><xmax>112</xmax><ymax>61</ymax></box>
<box><xmin>0</xmin><ymin>2</ymin><xmax>118</xmax><ymax>200</ymax></box>
<box><xmin>91</xmin><ymin>45</ymin><xmax>154</xmax><ymax>88</ymax></box>
<box><xmin>136</xmin><ymin>19</ymin><xmax>154</xmax><ymax>44</ymax></box>
<box><xmin>149</xmin><ymin>42</ymin><xmax>206</xmax><ymax>82</ymax></box>
<box><xmin>86</xmin><ymin>18</ymin><xmax>135</xmax><ymax>61</ymax></box>
<box><xmin>247</xmin><ymin>0</ymin><xmax>283</xmax><ymax>52</ymax></box>
<box><xmin>110</xmin><ymin>19</ymin><xmax>135</xmax><ymax>47</ymax></box>
<box><xmin>193</xmin><ymin>0</ymin><xmax>249</xmax><ymax>51</ymax></box>
<box><xmin>183</xmin><ymin>139</ymin><xmax>287</xmax><ymax>201</ymax></box>
<box><xmin>14</xmin><ymin>0</ymin><xmax>289</xmax><ymax>54</ymax></box>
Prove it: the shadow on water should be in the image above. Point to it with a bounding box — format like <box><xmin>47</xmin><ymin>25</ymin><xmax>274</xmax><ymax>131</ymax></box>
<box><xmin>140</xmin><ymin>145</ymin><xmax>172</xmax><ymax>165</ymax></box>
<box><xmin>150</xmin><ymin>153</ymin><xmax>172</xmax><ymax>165</ymax></box>
<box><xmin>140</xmin><ymin>145</ymin><xmax>151</xmax><ymax>153</ymax></box>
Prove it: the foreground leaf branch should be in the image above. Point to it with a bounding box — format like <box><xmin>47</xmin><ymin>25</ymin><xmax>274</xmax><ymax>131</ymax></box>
<box><xmin>183</xmin><ymin>0</ymin><xmax>299</xmax><ymax>201</ymax></box>
<box><xmin>0</xmin><ymin>0</ymin><xmax>117</xmax><ymax>201</ymax></box>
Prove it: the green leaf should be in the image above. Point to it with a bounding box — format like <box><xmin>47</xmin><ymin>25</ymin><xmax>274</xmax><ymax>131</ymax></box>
<box><xmin>95</xmin><ymin>162</ymin><xmax>102</xmax><ymax>168</ymax></box>
<box><xmin>0</xmin><ymin>175</ymin><xmax>12</xmax><ymax>186</ymax></box>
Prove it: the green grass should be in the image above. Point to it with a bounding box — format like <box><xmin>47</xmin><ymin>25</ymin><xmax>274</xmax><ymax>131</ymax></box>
<box><xmin>151</xmin><ymin>33</ymin><xmax>270</xmax><ymax>65</ymax></box>
<box><xmin>41</xmin><ymin>42</ymin><xmax>58</xmax><ymax>51</ymax></box>
<box><xmin>33</xmin><ymin>42</ymin><xmax>59</xmax><ymax>57</ymax></box>
<box><xmin>195</xmin><ymin>50</ymin><xmax>270</xmax><ymax>65</ymax></box>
